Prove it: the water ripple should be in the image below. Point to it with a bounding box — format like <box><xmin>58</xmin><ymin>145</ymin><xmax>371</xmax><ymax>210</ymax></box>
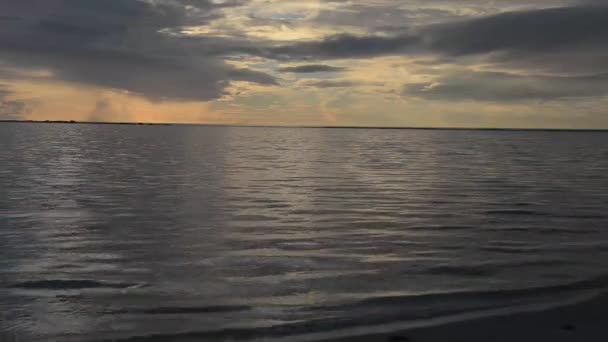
<box><xmin>2</xmin><ymin>124</ymin><xmax>608</xmax><ymax>341</ymax></box>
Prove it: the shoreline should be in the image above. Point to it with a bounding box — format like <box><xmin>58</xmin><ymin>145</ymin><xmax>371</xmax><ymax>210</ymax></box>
<box><xmin>315</xmin><ymin>291</ymin><xmax>607</xmax><ymax>342</ymax></box>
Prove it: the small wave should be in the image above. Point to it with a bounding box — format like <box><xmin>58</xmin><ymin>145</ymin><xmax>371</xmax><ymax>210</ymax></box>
<box><xmin>106</xmin><ymin>276</ymin><xmax>608</xmax><ymax>342</ymax></box>
<box><xmin>486</xmin><ymin>226</ymin><xmax>598</xmax><ymax>234</ymax></box>
<box><xmin>105</xmin><ymin>313</ymin><xmax>451</xmax><ymax>342</ymax></box>
<box><xmin>479</xmin><ymin>245</ymin><xmax>542</xmax><ymax>254</ymax></box>
<box><xmin>485</xmin><ymin>210</ymin><xmax>548</xmax><ymax>216</ymax></box>
<box><xmin>554</xmin><ymin>214</ymin><xmax>607</xmax><ymax>219</ymax></box>
<box><xmin>230</xmin><ymin>214</ymin><xmax>276</xmax><ymax>222</ymax></box>
<box><xmin>426</xmin><ymin>264</ymin><xmax>496</xmax><ymax>277</ymax></box>
<box><xmin>9</xmin><ymin>279</ymin><xmax>144</xmax><ymax>290</ymax></box>
<box><xmin>485</xmin><ymin>210</ymin><xmax>607</xmax><ymax>219</ymax></box>
<box><xmin>313</xmin><ymin>273</ymin><xmax>608</xmax><ymax>313</ymax></box>
<box><xmin>424</xmin><ymin>259</ymin><xmax>575</xmax><ymax>277</ymax></box>
<box><xmin>408</xmin><ymin>225</ymin><xmax>473</xmax><ymax>231</ymax></box>
<box><xmin>105</xmin><ymin>305</ymin><xmax>251</xmax><ymax>315</ymax></box>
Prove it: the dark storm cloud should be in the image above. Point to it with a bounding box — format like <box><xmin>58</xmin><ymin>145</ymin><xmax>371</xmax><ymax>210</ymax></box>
<box><xmin>0</xmin><ymin>0</ymin><xmax>276</xmax><ymax>101</ymax></box>
<box><xmin>278</xmin><ymin>65</ymin><xmax>346</xmax><ymax>73</ymax></box>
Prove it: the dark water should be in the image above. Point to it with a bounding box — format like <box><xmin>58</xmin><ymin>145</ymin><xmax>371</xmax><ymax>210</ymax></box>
<box><xmin>1</xmin><ymin>123</ymin><xmax>608</xmax><ymax>341</ymax></box>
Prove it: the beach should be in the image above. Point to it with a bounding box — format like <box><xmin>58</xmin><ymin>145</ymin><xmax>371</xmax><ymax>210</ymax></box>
<box><xmin>321</xmin><ymin>293</ymin><xmax>607</xmax><ymax>342</ymax></box>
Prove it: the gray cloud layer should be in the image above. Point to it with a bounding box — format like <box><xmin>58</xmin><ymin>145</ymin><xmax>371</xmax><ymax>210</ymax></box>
<box><xmin>405</xmin><ymin>71</ymin><xmax>608</xmax><ymax>102</ymax></box>
<box><xmin>258</xmin><ymin>4</ymin><xmax>608</xmax><ymax>102</ymax></box>
<box><xmin>0</xmin><ymin>0</ymin><xmax>607</xmax><ymax>105</ymax></box>
<box><xmin>0</xmin><ymin>0</ymin><xmax>275</xmax><ymax>101</ymax></box>
<box><xmin>264</xmin><ymin>5</ymin><xmax>608</xmax><ymax>63</ymax></box>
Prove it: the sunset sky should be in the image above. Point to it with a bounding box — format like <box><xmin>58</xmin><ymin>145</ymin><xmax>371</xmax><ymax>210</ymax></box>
<box><xmin>1</xmin><ymin>0</ymin><xmax>607</xmax><ymax>128</ymax></box>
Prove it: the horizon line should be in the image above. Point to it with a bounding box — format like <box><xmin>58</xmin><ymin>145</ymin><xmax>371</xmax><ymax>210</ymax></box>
<box><xmin>2</xmin><ymin>119</ymin><xmax>608</xmax><ymax>132</ymax></box>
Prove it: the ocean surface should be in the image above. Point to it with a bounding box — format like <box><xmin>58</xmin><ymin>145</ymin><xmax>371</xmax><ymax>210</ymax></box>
<box><xmin>1</xmin><ymin>122</ymin><xmax>608</xmax><ymax>342</ymax></box>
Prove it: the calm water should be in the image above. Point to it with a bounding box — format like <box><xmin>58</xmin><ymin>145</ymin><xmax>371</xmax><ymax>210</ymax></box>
<box><xmin>1</xmin><ymin>123</ymin><xmax>608</xmax><ymax>341</ymax></box>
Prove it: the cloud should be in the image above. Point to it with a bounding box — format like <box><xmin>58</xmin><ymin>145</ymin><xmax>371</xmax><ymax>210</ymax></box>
<box><xmin>313</xmin><ymin>3</ymin><xmax>465</xmax><ymax>32</ymax></box>
<box><xmin>299</xmin><ymin>79</ymin><xmax>384</xmax><ymax>88</ymax></box>
<box><xmin>424</xmin><ymin>5</ymin><xmax>608</xmax><ymax>57</ymax></box>
<box><xmin>3</xmin><ymin>1</ymin><xmax>605</xmax><ymax>102</ymax></box>
<box><xmin>259</xmin><ymin>5</ymin><xmax>608</xmax><ymax>68</ymax></box>
<box><xmin>404</xmin><ymin>71</ymin><xmax>608</xmax><ymax>102</ymax></box>
<box><xmin>299</xmin><ymin>80</ymin><xmax>357</xmax><ymax>88</ymax></box>
<box><xmin>261</xmin><ymin>33</ymin><xmax>419</xmax><ymax>60</ymax></box>
<box><xmin>252</xmin><ymin>4</ymin><xmax>608</xmax><ymax>101</ymax></box>
<box><xmin>1</xmin><ymin>0</ymin><xmax>608</xmax><ymax>125</ymax></box>
<box><xmin>278</xmin><ymin>64</ymin><xmax>346</xmax><ymax>73</ymax></box>
<box><xmin>0</xmin><ymin>0</ymin><xmax>276</xmax><ymax>101</ymax></box>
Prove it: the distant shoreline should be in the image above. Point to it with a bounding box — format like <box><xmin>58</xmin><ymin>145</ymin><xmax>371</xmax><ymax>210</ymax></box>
<box><xmin>1</xmin><ymin>119</ymin><xmax>608</xmax><ymax>132</ymax></box>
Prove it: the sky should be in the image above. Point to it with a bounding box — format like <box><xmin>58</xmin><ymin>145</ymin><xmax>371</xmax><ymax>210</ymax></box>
<box><xmin>0</xmin><ymin>0</ymin><xmax>607</xmax><ymax>128</ymax></box>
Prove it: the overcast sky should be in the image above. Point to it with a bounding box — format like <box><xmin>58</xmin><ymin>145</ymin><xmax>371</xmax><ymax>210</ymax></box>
<box><xmin>0</xmin><ymin>0</ymin><xmax>607</xmax><ymax>128</ymax></box>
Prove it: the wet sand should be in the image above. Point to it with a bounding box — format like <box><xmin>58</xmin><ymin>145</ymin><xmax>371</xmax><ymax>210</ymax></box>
<box><xmin>319</xmin><ymin>293</ymin><xmax>607</xmax><ymax>342</ymax></box>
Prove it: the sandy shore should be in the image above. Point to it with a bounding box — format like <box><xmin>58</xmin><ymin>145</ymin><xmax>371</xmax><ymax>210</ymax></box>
<box><xmin>318</xmin><ymin>292</ymin><xmax>607</xmax><ymax>342</ymax></box>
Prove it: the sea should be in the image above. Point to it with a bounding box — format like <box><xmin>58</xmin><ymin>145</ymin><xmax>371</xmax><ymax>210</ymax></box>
<box><xmin>1</xmin><ymin>122</ymin><xmax>608</xmax><ymax>341</ymax></box>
